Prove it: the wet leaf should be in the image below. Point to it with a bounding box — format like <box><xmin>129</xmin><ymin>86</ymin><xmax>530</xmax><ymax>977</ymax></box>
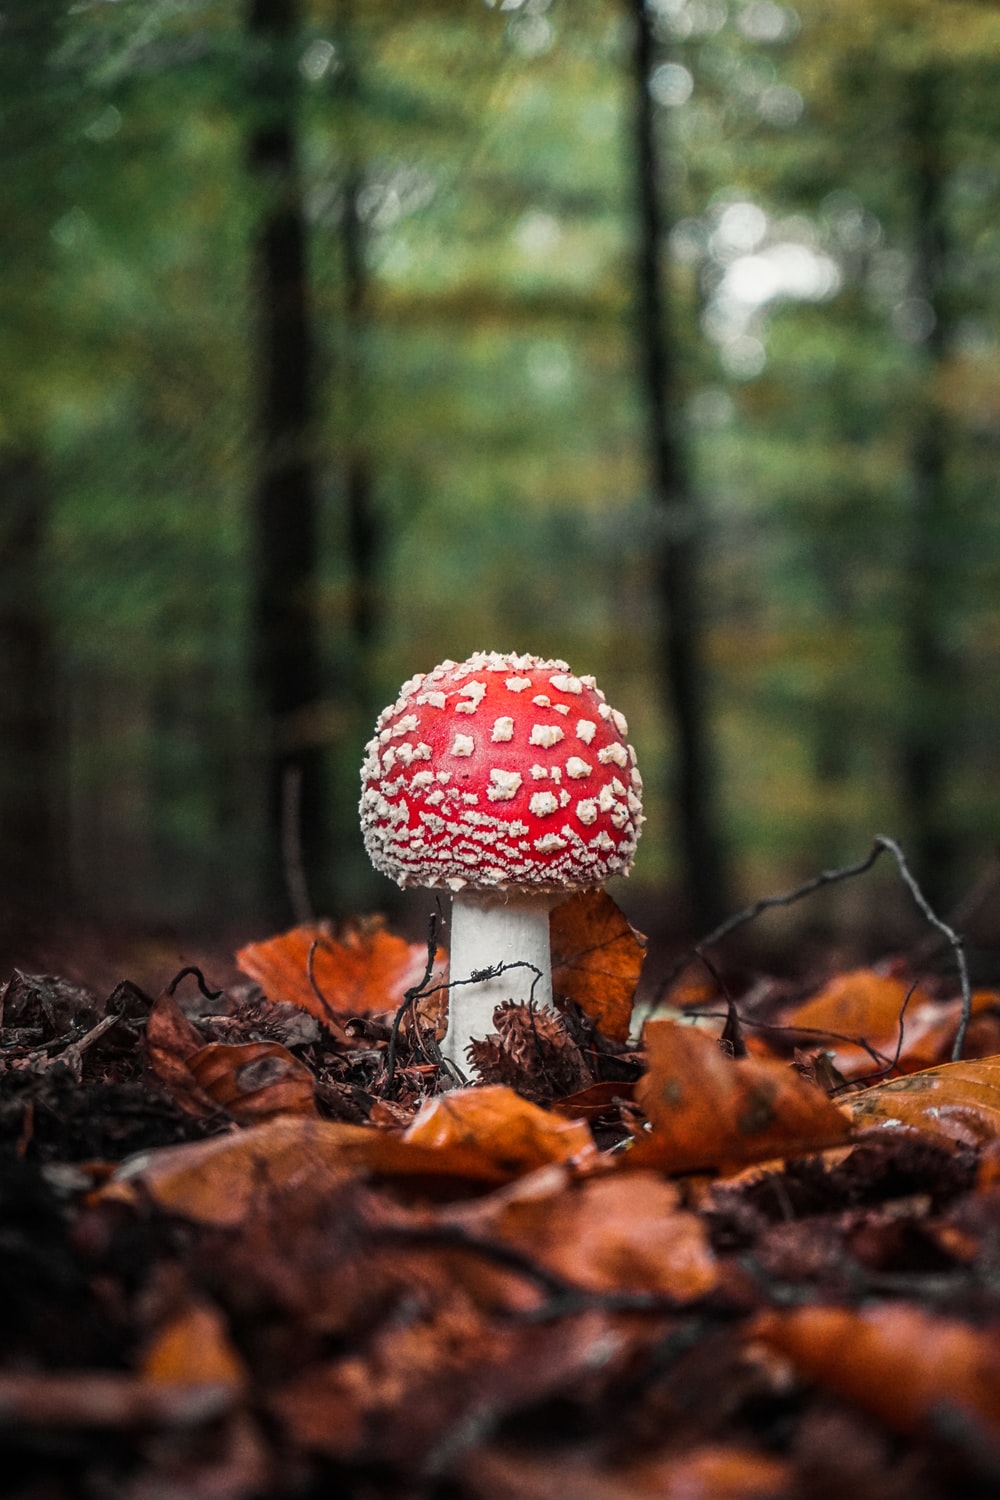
<box><xmin>404</xmin><ymin>1085</ymin><xmax>598</xmax><ymax>1175</ymax></box>
<box><xmin>630</xmin><ymin>1020</ymin><xmax>851</xmax><ymax>1174</ymax></box>
<box><xmin>235</xmin><ymin>918</ymin><xmax>444</xmax><ymax>1031</ymax></box>
<box><xmin>551</xmin><ymin>888</ymin><xmax>645</xmax><ymax>1043</ymax></box>
<box><xmin>847</xmin><ymin>1054</ymin><xmax>1000</xmax><ymax>1148</ymax></box>
<box><xmin>752</xmin><ymin>1302</ymin><xmax>1000</xmax><ymax>1441</ymax></box>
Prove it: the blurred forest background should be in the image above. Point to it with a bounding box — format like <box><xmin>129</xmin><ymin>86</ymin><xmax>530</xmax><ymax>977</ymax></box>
<box><xmin>4</xmin><ymin>0</ymin><xmax>1000</xmax><ymax>968</ymax></box>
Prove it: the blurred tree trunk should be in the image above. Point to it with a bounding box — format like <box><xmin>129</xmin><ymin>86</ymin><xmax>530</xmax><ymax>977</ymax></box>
<box><xmin>0</xmin><ymin>450</ymin><xmax>64</xmax><ymax>939</ymax></box>
<box><xmin>628</xmin><ymin>0</ymin><xmax>729</xmax><ymax>930</ymax></box>
<box><xmin>247</xmin><ymin>0</ymin><xmax>329</xmax><ymax>923</ymax></box>
<box><xmin>899</xmin><ymin>65</ymin><xmax>958</xmax><ymax>908</ymax></box>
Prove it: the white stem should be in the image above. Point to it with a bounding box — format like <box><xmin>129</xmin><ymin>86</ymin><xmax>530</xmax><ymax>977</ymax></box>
<box><xmin>442</xmin><ymin>892</ymin><xmax>554</xmax><ymax>1074</ymax></box>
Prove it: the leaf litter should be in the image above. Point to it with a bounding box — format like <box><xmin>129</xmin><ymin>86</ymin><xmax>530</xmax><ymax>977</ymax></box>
<box><xmin>4</xmin><ymin>863</ymin><xmax>1000</xmax><ymax>1497</ymax></box>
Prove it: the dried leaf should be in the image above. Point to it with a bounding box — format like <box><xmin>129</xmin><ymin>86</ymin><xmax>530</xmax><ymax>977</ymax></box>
<box><xmin>99</xmin><ymin>1106</ymin><xmax>591</xmax><ymax>1228</ymax></box>
<box><xmin>847</xmin><ymin>1054</ymin><xmax>1000</xmax><ymax>1148</ymax></box>
<box><xmin>404</xmin><ymin>1085</ymin><xmax>598</xmax><ymax>1175</ymax></box>
<box><xmin>463</xmin><ymin>1443</ymin><xmax>790</xmax><ymax>1500</ymax></box>
<box><xmin>141</xmin><ymin>1300</ymin><xmax>247</xmax><ymax>1390</ymax></box>
<box><xmin>144</xmin><ymin>989</ymin><xmax>219</xmax><ymax>1117</ymax></box>
<box><xmin>235</xmin><ymin>918</ymin><xmax>444</xmax><ymax>1030</ymax></box>
<box><xmin>782</xmin><ymin>969</ymin><xmax>993</xmax><ymax>1079</ymax></box>
<box><xmin>630</xmin><ymin>1020</ymin><xmax>851</xmax><ymax>1174</ymax></box>
<box><xmin>450</xmin><ymin>1167</ymin><xmax>718</xmax><ymax>1302</ymax></box>
<box><xmin>752</xmin><ymin>1302</ymin><xmax>1000</xmax><ymax>1441</ymax></box>
<box><xmin>551</xmin><ymin>888</ymin><xmax>645</xmax><ymax>1043</ymax></box>
<box><xmin>187</xmin><ymin>1040</ymin><xmax>316</xmax><ymax>1120</ymax></box>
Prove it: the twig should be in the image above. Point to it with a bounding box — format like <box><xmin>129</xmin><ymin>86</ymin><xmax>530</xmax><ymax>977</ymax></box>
<box><xmin>167</xmin><ymin>966</ymin><xmax>223</xmax><ymax>1001</ymax></box>
<box><xmin>661</xmin><ymin>835</ymin><xmax>973</xmax><ymax>1062</ymax></box>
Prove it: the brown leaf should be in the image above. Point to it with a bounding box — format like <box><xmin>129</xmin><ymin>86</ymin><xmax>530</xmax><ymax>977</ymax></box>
<box><xmin>99</xmin><ymin>1106</ymin><xmax>592</xmax><ymax>1228</ymax></box>
<box><xmin>144</xmin><ymin>989</ymin><xmax>219</xmax><ymax>1117</ymax></box>
<box><xmin>752</xmin><ymin>1302</ymin><xmax>1000</xmax><ymax>1441</ymax></box>
<box><xmin>187</xmin><ymin>1040</ymin><xmax>316</xmax><ymax>1120</ymax></box>
<box><xmin>141</xmin><ymin>1300</ymin><xmax>247</xmax><ymax>1390</ymax></box>
<box><xmin>630</xmin><ymin>1020</ymin><xmax>851</xmax><ymax>1174</ymax></box>
<box><xmin>551</xmin><ymin>888</ymin><xmax>645</xmax><ymax>1043</ymax></box>
<box><xmin>403</xmin><ymin>1085</ymin><xmax>598</xmax><ymax>1175</ymax></box>
<box><xmin>448</xmin><ymin>1167</ymin><xmax>719</xmax><ymax>1302</ymax></box>
<box><xmin>463</xmin><ymin>1443</ymin><xmax>790</xmax><ymax>1500</ymax></box>
<box><xmin>782</xmin><ymin>969</ymin><xmax>994</xmax><ymax>1079</ymax></box>
<box><xmin>847</xmin><ymin>1054</ymin><xmax>1000</xmax><ymax>1148</ymax></box>
<box><xmin>469</xmin><ymin>1000</ymin><xmax>594</xmax><ymax>1100</ymax></box>
<box><xmin>235</xmin><ymin>918</ymin><xmax>444</xmax><ymax>1031</ymax></box>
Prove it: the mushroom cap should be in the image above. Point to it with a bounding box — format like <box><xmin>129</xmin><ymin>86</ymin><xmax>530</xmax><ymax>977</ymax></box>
<box><xmin>360</xmin><ymin>651</ymin><xmax>644</xmax><ymax>894</ymax></box>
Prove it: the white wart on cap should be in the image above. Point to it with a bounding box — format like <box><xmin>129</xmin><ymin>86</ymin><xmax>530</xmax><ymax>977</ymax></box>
<box><xmin>360</xmin><ymin>650</ymin><xmax>644</xmax><ymax>895</ymax></box>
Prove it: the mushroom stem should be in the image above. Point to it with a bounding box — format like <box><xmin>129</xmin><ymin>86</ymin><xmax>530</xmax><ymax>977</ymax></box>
<box><xmin>443</xmin><ymin>892</ymin><xmax>555</xmax><ymax>1072</ymax></box>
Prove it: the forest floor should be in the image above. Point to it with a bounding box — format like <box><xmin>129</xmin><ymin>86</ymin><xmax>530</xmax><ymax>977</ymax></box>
<box><xmin>5</xmin><ymin>884</ymin><xmax>1000</xmax><ymax>1500</ymax></box>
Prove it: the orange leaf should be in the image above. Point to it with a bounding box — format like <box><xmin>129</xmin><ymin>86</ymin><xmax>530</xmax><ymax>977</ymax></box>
<box><xmin>630</xmin><ymin>1020</ymin><xmax>851</xmax><ymax>1173</ymax></box>
<box><xmin>782</xmin><ymin>969</ymin><xmax>993</xmax><ymax>1079</ymax></box>
<box><xmin>752</xmin><ymin>1302</ymin><xmax>1000</xmax><ymax>1440</ymax></box>
<box><xmin>235</xmin><ymin>918</ymin><xmax>444</xmax><ymax>1030</ymax></box>
<box><xmin>452</xmin><ymin>1168</ymin><xmax>718</xmax><ymax>1302</ymax></box>
<box><xmin>99</xmin><ymin>1111</ymin><xmax>588</xmax><ymax>1228</ymax></box>
<box><xmin>187</xmin><ymin>1041</ymin><xmax>316</xmax><ymax>1121</ymax></box>
<box><xmin>404</xmin><ymin>1085</ymin><xmax>598</xmax><ymax>1175</ymax></box>
<box><xmin>550</xmin><ymin>888</ymin><xmax>645</xmax><ymax>1043</ymax></box>
<box><xmin>141</xmin><ymin>1300</ymin><xmax>246</xmax><ymax>1390</ymax></box>
<box><xmin>847</xmin><ymin>1053</ymin><xmax>1000</xmax><ymax>1148</ymax></box>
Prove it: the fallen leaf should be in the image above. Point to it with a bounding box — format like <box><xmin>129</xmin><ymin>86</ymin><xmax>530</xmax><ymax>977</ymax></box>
<box><xmin>630</xmin><ymin>1020</ymin><xmax>851</xmax><ymax>1174</ymax></box>
<box><xmin>782</xmin><ymin>969</ymin><xmax>995</xmax><ymax>1079</ymax></box>
<box><xmin>551</xmin><ymin>888</ymin><xmax>645</xmax><ymax>1043</ymax></box>
<box><xmin>404</xmin><ymin>1085</ymin><xmax>598</xmax><ymax>1175</ymax></box>
<box><xmin>141</xmin><ymin>1300</ymin><xmax>247</xmax><ymax>1390</ymax></box>
<box><xmin>847</xmin><ymin>1054</ymin><xmax>1000</xmax><ymax>1148</ymax></box>
<box><xmin>463</xmin><ymin>1442</ymin><xmax>790</xmax><ymax>1500</ymax></box>
<box><xmin>187</xmin><ymin>1040</ymin><xmax>317</xmax><ymax>1120</ymax></box>
<box><xmin>752</xmin><ymin>1302</ymin><xmax>1000</xmax><ymax>1441</ymax></box>
<box><xmin>99</xmin><ymin>1105</ymin><xmax>593</xmax><ymax>1228</ymax></box>
<box><xmin>236</xmin><ymin>918</ymin><xmax>444</xmax><ymax>1031</ymax></box>
<box><xmin>144</xmin><ymin>988</ymin><xmax>221</xmax><ymax>1116</ymax></box>
<box><xmin>449</xmin><ymin>1167</ymin><xmax>719</xmax><ymax>1302</ymax></box>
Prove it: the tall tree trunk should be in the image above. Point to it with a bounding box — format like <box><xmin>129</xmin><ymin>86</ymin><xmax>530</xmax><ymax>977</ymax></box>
<box><xmin>247</xmin><ymin>0</ymin><xmax>328</xmax><ymax>923</ymax></box>
<box><xmin>899</xmin><ymin>65</ymin><xmax>957</xmax><ymax>907</ymax></box>
<box><xmin>628</xmin><ymin>0</ymin><xmax>728</xmax><ymax>931</ymax></box>
<box><xmin>0</xmin><ymin>450</ymin><xmax>64</xmax><ymax>942</ymax></box>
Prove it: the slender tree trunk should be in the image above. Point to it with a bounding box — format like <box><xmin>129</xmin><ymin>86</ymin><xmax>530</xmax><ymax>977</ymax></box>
<box><xmin>899</xmin><ymin>65</ymin><xmax>957</xmax><ymax>907</ymax></box>
<box><xmin>0</xmin><ymin>450</ymin><xmax>64</xmax><ymax>940</ymax></box>
<box><xmin>628</xmin><ymin>0</ymin><xmax>728</xmax><ymax>930</ymax></box>
<box><xmin>247</xmin><ymin>0</ymin><xmax>328</xmax><ymax>923</ymax></box>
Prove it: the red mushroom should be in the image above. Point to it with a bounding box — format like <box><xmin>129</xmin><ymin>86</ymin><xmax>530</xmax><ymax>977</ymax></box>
<box><xmin>359</xmin><ymin>651</ymin><xmax>644</xmax><ymax>1074</ymax></box>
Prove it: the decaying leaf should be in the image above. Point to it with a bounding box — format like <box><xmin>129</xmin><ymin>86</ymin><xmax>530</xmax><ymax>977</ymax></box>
<box><xmin>630</xmin><ymin>1020</ymin><xmax>851</xmax><ymax>1174</ymax></box>
<box><xmin>847</xmin><ymin>1054</ymin><xmax>1000</xmax><ymax>1148</ymax></box>
<box><xmin>551</xmin><ymin>888</ymin><xmax>645</xmax><ymax>1043</ymax></box>
<box><xmin>752</xmin><ymin>1302</ymin><xmax>1000</xmax><ymax>1442</ymax></box>
<box><xmin>235</xmin><ymin>918</ymin><xmax>444</xmax><ymax>1031</ymax></box>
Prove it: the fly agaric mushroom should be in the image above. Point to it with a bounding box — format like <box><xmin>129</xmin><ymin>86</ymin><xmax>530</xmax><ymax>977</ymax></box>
<box><xmin>359</xmin><ymin>651</ymin><xmax>643</xmax><ymax>1073</ymax></box>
